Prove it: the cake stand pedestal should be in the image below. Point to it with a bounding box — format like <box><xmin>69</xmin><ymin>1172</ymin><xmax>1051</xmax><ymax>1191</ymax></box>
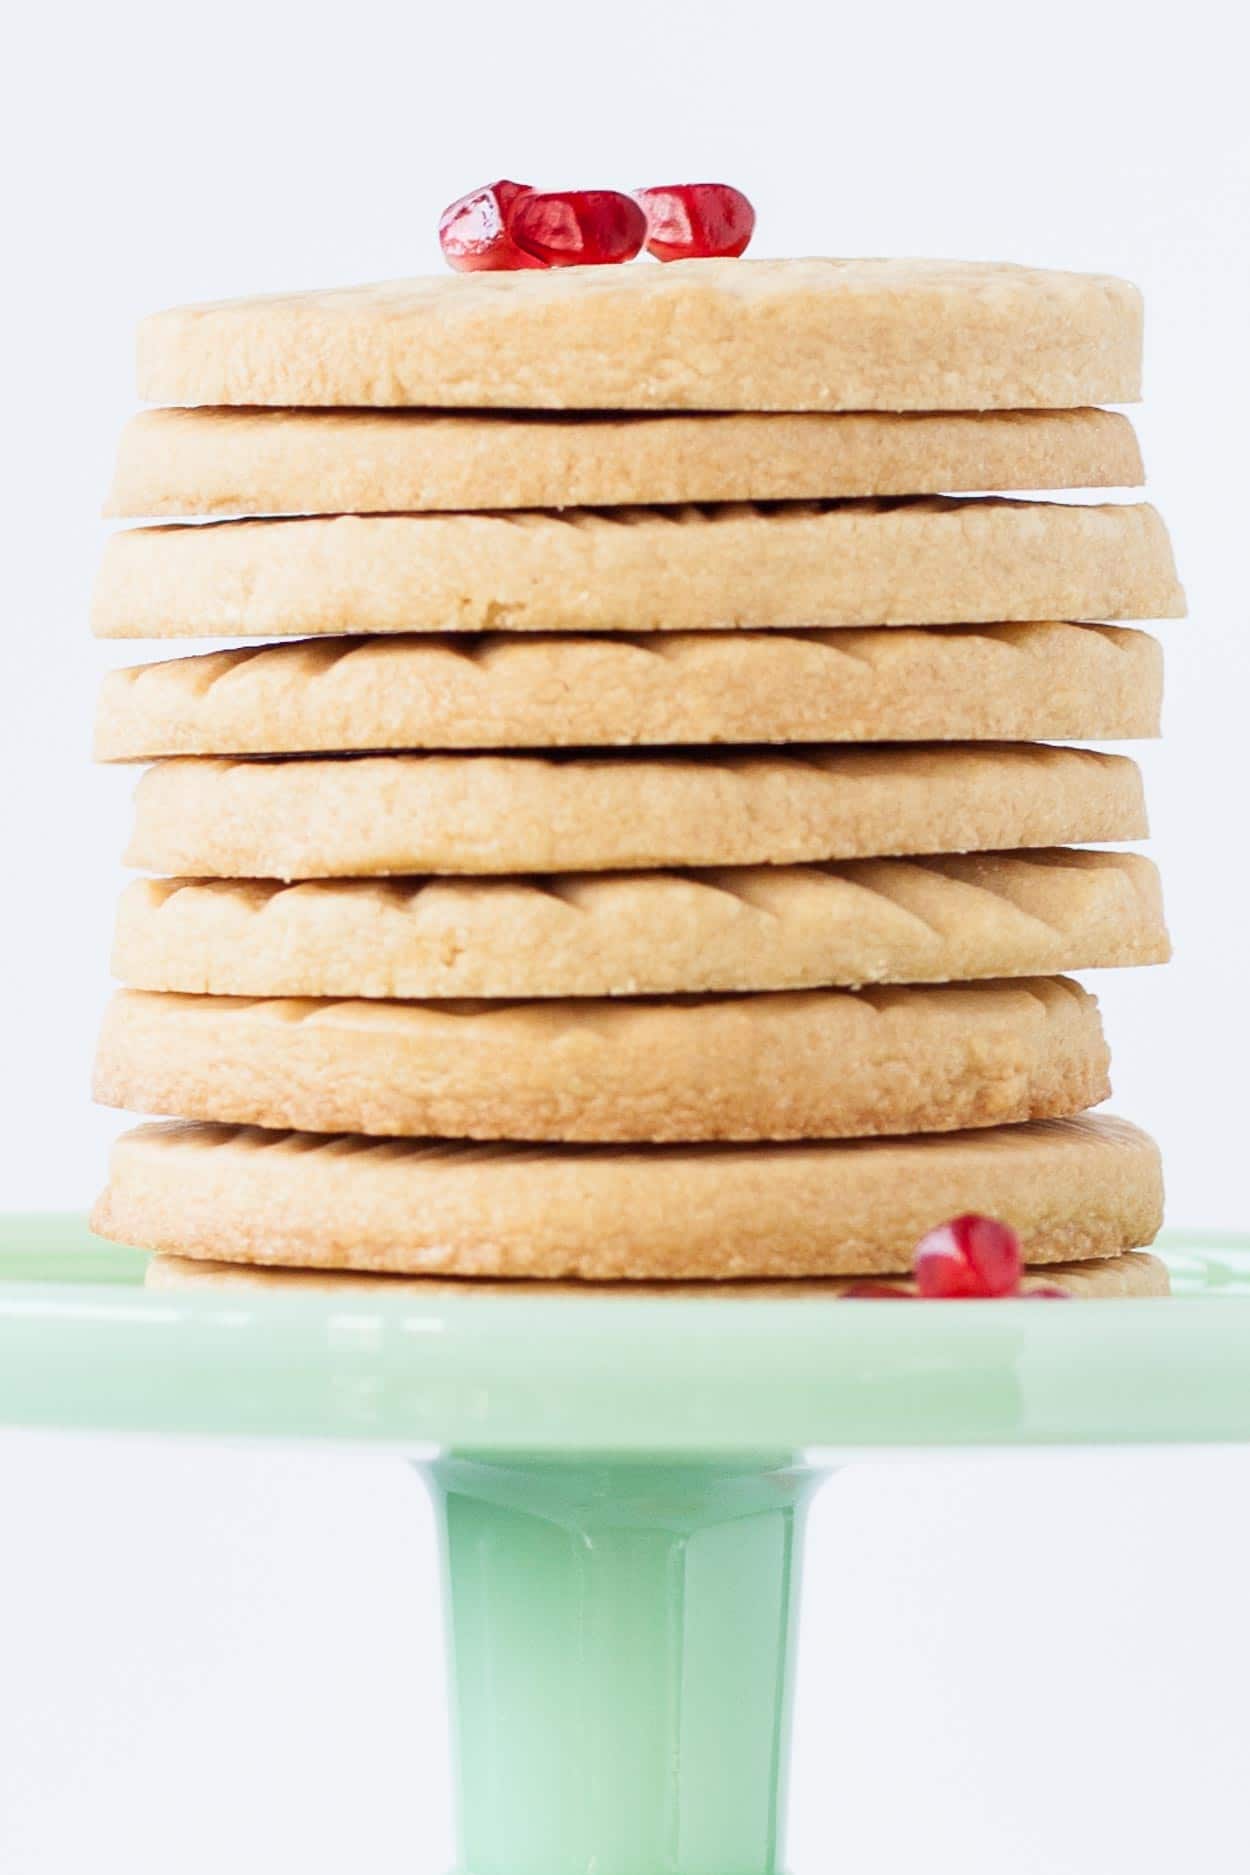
<box><xmin>431</xmin><ymin>1454</ymin><xmax>811</xmax><ymax>1875</ymax></box>
<box><xmin>2</xmin><ymin>1217</ymin><xmax>1248</xmax><ymax>1875</ymax></box>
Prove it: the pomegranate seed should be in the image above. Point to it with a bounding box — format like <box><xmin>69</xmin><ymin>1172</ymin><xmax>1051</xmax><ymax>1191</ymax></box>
<box><xmin>914</xmin><ymin>1214</ymin><xmax>1023</xmax><ymax>1299</ymax></box>
<box><xmin>511</xmin><ymin>190</ymin><xmax>647</xmax><ymax>267</ymax></box>
<box><xmin>1022</xmin><ymin>1283</ymin><xmax>1072</xmax><ymax>1300</ymax></box>
<box><xmin>635</xmin><ymin>184</ymin><xmax>756</xmax><ymax>261</ymax></box>
<box><xmin>439</xmin><ymin>180</ymin><xmax>545</xmax><ymax>272</ymax></box>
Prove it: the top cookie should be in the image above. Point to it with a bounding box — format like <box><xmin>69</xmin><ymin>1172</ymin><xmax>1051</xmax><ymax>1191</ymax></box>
<box><xmin>136</xmin><ymin>259</ymin><xmax>1144</xmax><ymax>412</ymax></box>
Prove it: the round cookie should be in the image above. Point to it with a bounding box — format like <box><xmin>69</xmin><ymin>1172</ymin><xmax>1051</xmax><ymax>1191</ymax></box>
<box><xmin>124</xmin><ymin>746</ymin><xmax>1147</xmax><ymax>879</ymax></box>
<box><xmin>143</xmin><ymin>1249</ymin><xmax>1172</xmax><ymax>1300</ymax></box>
<box><xmin>92</xmin><ymin>1113</ymin><xmax>1164</xmax><ymax>1279</ymax></box>
<box><xmin>93</xmin><ymin>978</ymin><xmax>1110</xmax><ymax>1144</ymax></box>
<box><xmin>111</xmin><ymin>852</ymin><xmax>1171</xmax><ymax>1000</ymax></box>
<box><xmin>135</xmin><ymin>259</ymin><xmax>1144</xmax><ymax>411</ymax></box>
<box><xmin>95</xmin><ymin>624</ymin><xmax>1164</xmax><ymax>760</ymax></box>
<box><xmin>105</xmin><ymin>407</ymin><xmax>1145</xmax><ymax>518</ymax></box>
<box><xmin>92</xmin><ymin>499</ymin><xmax>1184</xmax><ymax>640</ymax></box>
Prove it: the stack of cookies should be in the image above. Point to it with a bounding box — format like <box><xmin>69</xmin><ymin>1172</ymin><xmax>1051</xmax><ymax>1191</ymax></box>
<box><xmin>89</xmin><ymin>259</ymin><xmax>1183</xmax><ymax>1297</ymax></box>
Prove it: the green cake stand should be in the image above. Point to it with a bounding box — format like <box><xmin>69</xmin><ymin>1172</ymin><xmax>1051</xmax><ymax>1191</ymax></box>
<box><xmin>2</xmin><ymin>1215</ymin><xmax>1248</xmax><ymax>1875</ymax></box>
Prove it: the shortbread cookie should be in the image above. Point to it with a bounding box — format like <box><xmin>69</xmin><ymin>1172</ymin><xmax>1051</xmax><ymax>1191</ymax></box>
<box><xmin>93</xmin><ymin>979</ymin><xmax>1109</xmax><ymax>1143</ymax></box>
<box><xmin>94</xmin><ymin>624</ymin><xmax>1164</xmax><ymax>760</ymax></box>
<box><xmin>124</xmin><ymin>746</ymin><xmax>1147</xmax><ymax>878</ymax></box>
<box><xmin>91</xmin><ymin>500</ymin><xmax>1184</xmax><ymax>639</ymax></box>
<box><xmin>105</xmin><ymin>406</ymin><xmax>1145</xmax><ymax>517</ymax></box>
<box><xmin>135</xmin><ymin>259</ymin><xmax>1143</xmax><ymax>411</ymax></box>
<box><xmin>143</xmin><ymin>1248</ymin><xmax>1171</xmax><ymax>1299</ymax></box>
<box><xmin>91</xmin><ymin>1114</ymin><xmax>1164</xmax><ymax>1279</ymax></box>
<box><xmin>111</xmin><ymin>852</ymin><xmax>1170</xmax><ymax>999</ymax></box>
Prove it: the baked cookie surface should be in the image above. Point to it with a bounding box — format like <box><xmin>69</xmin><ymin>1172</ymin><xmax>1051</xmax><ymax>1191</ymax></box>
<box><xmin>111</xmin><ymin>852</ymin><xmax>1170</xmax><ymax>999</ymax></box>
<box><xmin>135</xmin><ymin>259</ymin><xmax>1144</xmax><ymax>411</ymax></box>
<box><xmin>92</xmin><ymin>1113</ymin><xmax>1163</xmax><ymax>1279</ymax></box>
<box><xmin>144</xmin><ymin>1248</ymin><xmax>1171</xmax><ymax>1300</ymax></box>
<box><xmin>94</xmin><ymin>978</ymin><xmax>1110</xmax><ymax>1143</ymax></box>
<box><xmin>105</xmin><ymin>406</ymin><xmax>1145</xmax><ymax>517</ymax></box>
<box><xmin>124</xmin><ymin>745</ymin><xmax>1147</xmax><ymax>878</ymax></box>
<box><xmin>95</xmin><ymin>624</ymin><xmax>1164</xmax><ymax>759</ymax></box>
<box><xmin>92</xmin><ymin>500</ymin><xmax>1184</xmax><ymax>639</ymax></box>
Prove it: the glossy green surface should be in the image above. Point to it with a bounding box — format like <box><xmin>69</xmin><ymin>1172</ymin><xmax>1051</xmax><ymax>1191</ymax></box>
<box><xmin>431</xmin><ymin>1457</ymin><xmax>812</xmax><ymax>1875</ymax></box>
<box><xmin>0</xmin><ymin>1214</ymin><xmax>1248</xmax><ymax>1453</ymax></box>
<box><xmin>4</xmin><ymin>1214</ymin><xmax>1247</xmax><ymax>1875</ymax></box>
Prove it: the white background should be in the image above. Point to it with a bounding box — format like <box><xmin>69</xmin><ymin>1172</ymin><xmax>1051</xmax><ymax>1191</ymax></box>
<box><xmin>2</xmin><ymin>2</ymin><xmax>1249</xmax><ymax>1870</ymax></box>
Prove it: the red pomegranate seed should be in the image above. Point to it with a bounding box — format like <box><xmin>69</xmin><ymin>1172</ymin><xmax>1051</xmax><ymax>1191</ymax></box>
<box><xmin>914</xmin><ymin>1214</ymin><xmax>1023</xmax><ymax>1299</ymax></box>
<box><xmin>439</xmin><ymin>180</ymin><xmax>545</xmax><ymax>272</ymax></box>
<box><xmin>635</xmin><ymin>184</ymin><xmax>756</xmax><ymax>261</ymax></box>
<box><xmin>511</xmin><ymin>190</ymin><xmax>647</xmax><ymax>267</ymax></box>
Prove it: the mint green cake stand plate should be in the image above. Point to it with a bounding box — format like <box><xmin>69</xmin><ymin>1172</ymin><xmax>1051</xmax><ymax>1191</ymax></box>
<box><xmin>3</xmin><ymin>1215</ymin><xmax>1248</xmax><ymax>1875</ymax></box>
